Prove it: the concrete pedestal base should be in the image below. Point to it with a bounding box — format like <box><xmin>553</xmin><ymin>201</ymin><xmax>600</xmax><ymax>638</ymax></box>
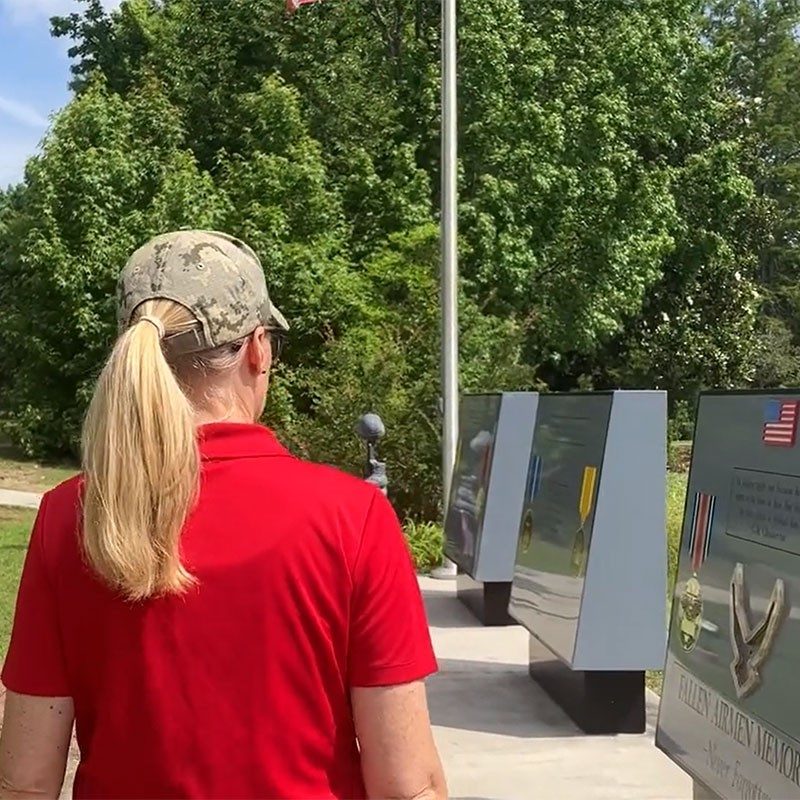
<box><xmin>456</xmin><ymin>571</ymin><xmax>515</xmax><ymax>626</ymax></box>
<box><xmin>528</xmin><ymin>635</ymin><xmax>646</xmax><ymax>734</ymax></box>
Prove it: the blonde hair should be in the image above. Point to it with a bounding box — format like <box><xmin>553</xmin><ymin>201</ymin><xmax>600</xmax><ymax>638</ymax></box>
<box><xmin>81</xmin><ymin>299</ymin><xmax>244</xmax><ymax>601</ymax></box>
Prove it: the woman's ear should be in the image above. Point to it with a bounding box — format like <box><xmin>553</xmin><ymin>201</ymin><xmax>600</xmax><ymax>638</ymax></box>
<box><xmin>246</xmin><ymin>327</ymin><xmax>271</xmax><ymax>375</ymax></box>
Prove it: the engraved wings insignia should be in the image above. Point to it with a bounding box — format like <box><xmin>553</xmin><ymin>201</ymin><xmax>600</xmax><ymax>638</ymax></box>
<box><xmin>729</xmin><ymin>563</ymin><xmax>786</xmax><ymax>699</ymax></box>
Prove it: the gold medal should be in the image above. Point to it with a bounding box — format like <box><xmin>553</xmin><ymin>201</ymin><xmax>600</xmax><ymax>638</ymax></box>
<box><xmin>521</xmin><ymin>508</ymin><xmax>534</xmax><ymax>553</ymax></box>
<box><xmin>678</xmin><ymin>575</ymin><xmax>703</xmax><ymax>652</ymax></box>
<box><xmin>571</xmin><ymin>466</ymin><xmax>597</xmax><ymax>577</ymax></box>
<box><xmin>678</xmin><ymin>492</ymin><xmax>717</xmax><ymax>652</ymax></box>
<box><xmin>571</xmin><ymin>527</ymin><xmax>586</xmax><ymax>576</ymax></box>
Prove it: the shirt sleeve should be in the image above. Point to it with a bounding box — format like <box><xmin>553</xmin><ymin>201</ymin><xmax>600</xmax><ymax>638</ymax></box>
<box><xmin>2</xmin><ymin>495</ymin><xmax>70</xmax><ymax>696</ymax></box>
<box><xmin>348</xmin><ymin>491</ymin><xmax>438</xmax><ymax>688</ymax></box>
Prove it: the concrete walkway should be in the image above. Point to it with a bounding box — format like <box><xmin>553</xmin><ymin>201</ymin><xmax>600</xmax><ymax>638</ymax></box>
<box><xmin>422</xmin><ymin>576</ymin><xmax>691</xmax><ymax>800</ymax></box>
<box><xmin>0</xmin><ymin>489</ymin><xmax>41</xmax><ymax>510</ymax></box>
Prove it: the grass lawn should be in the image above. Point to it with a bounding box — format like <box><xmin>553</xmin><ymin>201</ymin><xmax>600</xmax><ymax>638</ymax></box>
<box><xmin>0</xmin><ymin>440</ymin><xmax>77</xmax><ymax>494</ymax></box>
<box><xmin>645</xmin><ymin>470</ymin><xmax>688</xmax><ymax>694</ymax></box>
<box><xmin>0</xmin><ymin>508</ymin><xmax>35</xmax><ymax>654</ymax></box>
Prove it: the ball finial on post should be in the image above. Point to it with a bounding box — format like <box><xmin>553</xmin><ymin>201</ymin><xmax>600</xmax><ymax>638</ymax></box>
<box><xmin>356</xmin><ymin>413</ymin><xmax>386</xmax><ymax>444</ymax></box>
<box><xmin>356</xmin><ymin>413</ymin><xmax>388</xmax><ymax>495</ymax></box>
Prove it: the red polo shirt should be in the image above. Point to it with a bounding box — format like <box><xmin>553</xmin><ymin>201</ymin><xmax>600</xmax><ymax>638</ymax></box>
<box><xmin>2</xmin><ymin>423</ymin><xmax>437</xmax><ymax>799</ymax></box>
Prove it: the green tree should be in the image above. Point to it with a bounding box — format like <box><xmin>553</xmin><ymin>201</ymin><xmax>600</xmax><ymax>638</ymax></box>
<box><xmin>704</xmin><ymin>1</ymin><xmax>800</xmax><ymax>387</ymax></box>
<box><xmin>55</xmin><ymin>0</ymin><xmax>759</xmax><ymax>359</ymax></box>
<box><xmin>706</xmin><ymin>0</ymin><xmax>800</xmax><ymax>280</ymax></box>
<box><xmin>299</xmin><ymin>224</ymin><xmax>533</xmax><ymax>519</ymax></box>
<box><xmin>597</xmin><ymin>143</ymin><xmax>767</xmax><ymax>404</ymax></box>
<box><xmin>53</xmin><ymin>0</ymin><xmax>437</xmax><ymax>259</ymax></box>
<box><xmin>535</xmin><ymin>2</ymin><xmax>768</xmax><ymax>400</ymax></box>
<box><xmin>0</xmin><ymin>78</ymin><xmax>227</xmax><ymax>454</ymax></box>
<box><xmin>0</xmin><ymin>71</ymin><xmax>377</xmax><ymax>457</ymax></box>
<box><xmin>52</xmin><ymin>0</ymin><xmax>160</xmax><ymax>95</ymax></box>
<box><xmin>216</xmin><ymin>75</ymin><xmax>367</xmax><ymax>380</ymax></box>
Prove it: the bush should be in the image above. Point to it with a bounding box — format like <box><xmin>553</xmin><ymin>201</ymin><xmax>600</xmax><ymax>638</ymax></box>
<box><xmin>668</xmin><ymin>400</ymin><xmax>695</xmax><ymax>443</ymax></box>
<box><xmin>666</xmin><ymin>472</ymin><xmax>688</xmax><ymax>591</ymax></box>
<box><xmin>403</xmin><ymin>519</ymin><xmax>444</xmax><ymax>573</ymax></box>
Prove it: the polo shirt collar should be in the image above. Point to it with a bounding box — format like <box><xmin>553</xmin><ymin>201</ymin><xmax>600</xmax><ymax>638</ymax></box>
<box><xmin>198</xmin><ymin>423</ymin><xmax>289</xmax><ymax>461</ymax></box>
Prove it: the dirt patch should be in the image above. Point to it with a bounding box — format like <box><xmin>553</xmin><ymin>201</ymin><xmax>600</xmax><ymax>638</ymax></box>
<box><xmin>0</xmin><ymin>444</ymin><xmax>77</xmax><ymax>494</ymax></box>
<box><xmin>668</xmin><ymin>441</ymin><xmax>692</xmax><ymax>474</ymax></box>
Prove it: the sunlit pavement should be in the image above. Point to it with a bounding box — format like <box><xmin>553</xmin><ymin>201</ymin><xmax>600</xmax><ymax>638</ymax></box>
<box><xmin>0</xmin><ymin>489</ymin><xmax>41</xmax><ymax>510</ymax></box>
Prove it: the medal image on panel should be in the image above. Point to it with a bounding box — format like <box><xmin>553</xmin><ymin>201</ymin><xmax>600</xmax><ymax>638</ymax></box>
<box><xmin>677</xmin><ymin>491</ymin><xmax>715</xmax><ymax>652</ymax></box>
<box><xmin>729</xmin><ymin>563</ymin><xmax>786</xmax><ymax>699</ymax></box>
<box><xmin>570</xmin><ymin>466</ymin><xmax>597</xmax><ymax>578</ymax></box>
<box><xmin>519</xmin><ymin>455</ymin><xmax>542</xmax><ymax>556</ymax></box>
<box><xmin>520</xmin><ymin>508</ymin><xmax>534</xmax><ymax>554</ymax></box>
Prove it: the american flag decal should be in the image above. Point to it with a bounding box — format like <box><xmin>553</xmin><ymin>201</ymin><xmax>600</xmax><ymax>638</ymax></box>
<box><xmin>762</xmin><ymin>400</ymin><xmax>799</xmax><ymax>447</ymax></box>
<box><xmin>687</xmin><ymin>492</ymin><xmax>715</xmax><ymax>573</ymax></box>
<box><xmin>526</xmin><ymin>455</ymin><xmax>543</xmax><ymax>502</ymax></box>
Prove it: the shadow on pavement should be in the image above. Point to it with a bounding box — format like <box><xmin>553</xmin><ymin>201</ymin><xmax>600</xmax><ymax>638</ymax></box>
<box><xmin>428</xmin><ymin>658</ymin><xmax>580</xmax><ymax>739</ymax></box>
<box><xmin>422</xmin><ymin>589</ymin><xmax>484</xmax><ymax>629</ymax></box>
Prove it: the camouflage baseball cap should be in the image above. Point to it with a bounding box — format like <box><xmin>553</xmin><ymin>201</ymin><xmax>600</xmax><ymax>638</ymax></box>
<box><xmin>118</xmin><ymin>230</ymin><xmax>288</xmax><ymax>354</ymax></box>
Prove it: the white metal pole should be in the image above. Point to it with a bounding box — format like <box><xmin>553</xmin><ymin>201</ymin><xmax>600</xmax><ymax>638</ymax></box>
<box><xmin>432</xmin><ymin>0</ymin><xmax>459</xmax><ymax>580</ymax></box>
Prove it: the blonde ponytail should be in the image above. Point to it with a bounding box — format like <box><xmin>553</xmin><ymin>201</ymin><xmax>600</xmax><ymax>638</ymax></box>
<box><xmin>81</xmin><ymin>300</ymin><xmax>200</xmax><ymax>601</ymax></box>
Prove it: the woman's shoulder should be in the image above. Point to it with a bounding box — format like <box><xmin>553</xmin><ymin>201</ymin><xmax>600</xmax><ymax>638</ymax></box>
<box><xmin>29</xmin><ymin>475</ymin><xmax>85</xmax><ymax>574</ymax></box>
<box><xmin>278</xmin><ymin>456</ymin><xmax>395</xmax><ymax>532</ymax></box>
<box><xmin>285</xmin><ymin>456</ymin><xmax>380</xmax><ymax>509</ymax></box>
<box><xmin>41</xmin><ymin>474</ymin><xmax>83</xmax><ymax>520</ymax></box>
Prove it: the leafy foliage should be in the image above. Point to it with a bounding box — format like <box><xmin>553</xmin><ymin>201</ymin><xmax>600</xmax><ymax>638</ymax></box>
<box><xmin>403</xmin><ymin>519</ymin><xmax>445</xmax><ymax>573</ymax></box>
<box><xmin>292</xmin><ymin>225</ymin><xmax>532</xmax><ymax>519</ymax></box>
<box><xmin>0</xmin><ymin>79</ymin><xmax>227</xmax><ymax>454</ymax></box>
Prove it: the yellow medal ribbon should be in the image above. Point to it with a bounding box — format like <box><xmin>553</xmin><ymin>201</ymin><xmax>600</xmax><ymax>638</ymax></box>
<box><xmin>578</xmin><ymin>466</ymin><xmax>598</xmax><ymax>525</ymax></box>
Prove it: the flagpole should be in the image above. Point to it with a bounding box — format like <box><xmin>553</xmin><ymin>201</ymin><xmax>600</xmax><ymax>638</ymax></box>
<box><xmin>432</xmin><ymin>0</ymin><xmax>459</xmax><ymax>580</ymax></box>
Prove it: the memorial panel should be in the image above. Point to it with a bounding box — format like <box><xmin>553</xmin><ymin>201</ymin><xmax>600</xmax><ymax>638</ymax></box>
<box><xmin>444</xmin><ymin>392</ymin><xmax>539</xmax><ymax>625</ymax></box>
<box><xmin>509</xmin><ymin>393</ymin><xmax>612</xmax><ymax>662</ymax></box>
<box><xmin>509</xmin><ymin>390</ymin><xmax>667</xmax><ymax>733</ymax></box>
<box><xmin>657</xmin><ymin>391</ymin><xmax>800</xmax><ymax>800</ymax></box>
<box><xmin>444</xmin><ymin>394</ymin><xmax>501</xmax><ymax>575</ymax></box>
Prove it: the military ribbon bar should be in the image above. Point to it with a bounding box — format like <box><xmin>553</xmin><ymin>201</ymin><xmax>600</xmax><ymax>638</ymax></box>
<box><xmin>526</xmin><ymin>455</ymin><xmax>542</xmax><ymax>502</ymax></box>
<box><xmin>688</xmin><ymin>491</ymin><xmax>716</xmax><ymax>573</ymax></box>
